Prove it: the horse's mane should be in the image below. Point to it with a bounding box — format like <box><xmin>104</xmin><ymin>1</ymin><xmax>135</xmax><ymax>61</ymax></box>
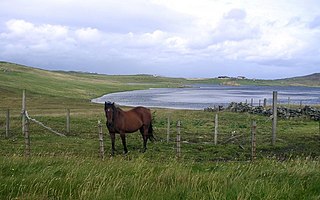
<box><xmin>105</xmin><ymin>102</ymin><xmax>122</xmax><ymax>123</ymax></box>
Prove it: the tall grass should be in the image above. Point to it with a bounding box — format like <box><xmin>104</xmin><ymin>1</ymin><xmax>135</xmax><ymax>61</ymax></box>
<box><xmin>1</xmin><ymin>156</ymin><xmax>319</xmax><ymax>199</ymax></box>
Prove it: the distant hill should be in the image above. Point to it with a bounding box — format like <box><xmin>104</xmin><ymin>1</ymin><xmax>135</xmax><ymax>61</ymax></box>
<box><xmin>0</xmin><ymin>61</ymin><xmax>319</xmax><ymax>102</ymax></box>
<box><xmin>275</xmin><ymin>73</ymin><xmax>320</xmax><ymax>87</ymax></box>
<box><xmin>187</xmin><ymin>73</ymin><xmax>320</xmax><ymax>87</ymax></box>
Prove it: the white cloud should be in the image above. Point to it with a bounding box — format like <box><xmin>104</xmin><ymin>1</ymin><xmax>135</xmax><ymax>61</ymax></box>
<box><xmin>6</xmin><ymin>19</ymin><xmax>35</xmax><ymax>35</ymax></box>
<box><xmin>309</xmin><ymin>15</ymin><xmax>320</xmax><ymax>29</ymax></box>
<box><xmin>75</xmin><ymin>28</ymin><xmax>101</xmax><ymax>42</ymax></box>
<box><xmin>0</xmin><ymin>0</ymin><xmax>320</xmax><ymax>78</ymax></box>
<box><xmin>224</xmin><ymin>9</ymin><xmax>247</xmax><ymax>20</ymax></box>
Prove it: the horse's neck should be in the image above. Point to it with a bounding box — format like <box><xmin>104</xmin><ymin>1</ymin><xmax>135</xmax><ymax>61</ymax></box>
<box><xmin>114</xmin><ymin>107</ymin><xmax>123</xmax><ymax>120</ymax></box>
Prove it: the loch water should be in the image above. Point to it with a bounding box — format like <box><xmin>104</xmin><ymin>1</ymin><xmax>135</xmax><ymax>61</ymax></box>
<box><xmin>92</xmin><ymin>85</ymin><xmax>320</xmax><ymax>110</ymax></box>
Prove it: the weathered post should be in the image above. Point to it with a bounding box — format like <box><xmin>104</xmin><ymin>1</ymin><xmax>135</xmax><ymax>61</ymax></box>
<box><xmin>272</xmin><ymin>91</ymin><xmax>277</xmax><ymax>146</ymax></box>
<box><xmin>259</xmin><ymin>100</ymin><xmax>261</xmax><ymax>107</ymax></box>
<box><xmin>263</xmin><ymin>98</ymin><xmax>267</xmax><ymax>107</ymax></box>
<box><xmin>300</xmin><ymin>100</ymin><xmax>302</xmax><ymax>108</ymax></box>
<box><xmin>6</xmin><ymin>109</ymin><xmax>10</xmax><ymax>138</ymax></box>
<box><xmin>25</xmin><ymin>119</ymin><xmax>30</xmax><ymax>157</ymax></box>
<box><xmin>66</xmin><ymin>108</ymin><xmax>70</xmax><ymax>135</ymax></box>
<box><xmin>251</xmin><ymin>98</ymin><xmax>253</xmax><ymax>106</ymax></box>
<box><xmin>98</xmin><ymin>120</ymin><xmax>105</xmax><ymax>160</ymax></box>
<box><xmin>176</xmin><ymin>120</ymin><xmax>181</xmax><ymax>158</ymax></box>
<box><xmin>214</xmin><ymin>114</ymin><xmax>218</xmax><ymax>145</ymax></box>
<box><xmin>251</xmin><ymin>121</ymin><xmax>257</xmax><ymax>161</ymax></box>
<box><xmin>22</xmin><ymin>89</ymin><xmax>26</xmax><ymax>135</ymax></box>
<box><xmin>167</xmin><ymin>117</ymin><xmax>170</xmax><ymax>143</ymax></box>
<box><xmin>287</xmin><ymin>97</ymin><xmax>290</xmax><ymax>106</ymax></box>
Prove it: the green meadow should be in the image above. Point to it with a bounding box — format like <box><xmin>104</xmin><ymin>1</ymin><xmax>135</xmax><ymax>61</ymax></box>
<box><xmin>0</xmin><ymin>62</ymin><xmax>319</xmax><ymax>199</ymax></box>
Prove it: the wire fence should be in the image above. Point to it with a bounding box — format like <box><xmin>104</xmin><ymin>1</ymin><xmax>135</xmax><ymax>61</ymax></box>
<box><xmin>1</xmin><ymin>103</ymin><xmax>319</xmax><ymax>161</ymax></box>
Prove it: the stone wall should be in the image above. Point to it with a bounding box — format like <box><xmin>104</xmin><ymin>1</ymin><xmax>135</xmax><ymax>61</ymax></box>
<box><xmin>204</xmin><ymin>102</ymin><xmax>320</xmax><ymax>121</ymax></box>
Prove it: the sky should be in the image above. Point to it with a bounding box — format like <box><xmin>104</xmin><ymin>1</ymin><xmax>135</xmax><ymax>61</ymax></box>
<box><xmin>0</xmin><ymin>0</ymin><xmax>320</xmax><ymax>79</ymax></box>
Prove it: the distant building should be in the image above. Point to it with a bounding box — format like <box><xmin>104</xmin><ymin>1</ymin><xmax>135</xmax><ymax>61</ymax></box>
<box><xmin>218</xmin><ymin>76</ymin><xmax>230</xmax><ymax>79</ymax></box>
<box><xmin>237</xmin><ymin>76</ymin><xmax>246</xmax><ymax>80</ymax></box>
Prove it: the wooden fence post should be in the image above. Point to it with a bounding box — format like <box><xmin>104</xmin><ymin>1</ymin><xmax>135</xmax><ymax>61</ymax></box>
<box><xmin>259</xmin><ymin>100</ymin><xmax>261</xmax><ymax>107</ymax></box>
<box><xmin>300</xmin><ymin>100</ymin><xmax>302</xmax><ymax>108</ymax></box>
<box><xmin>25</xmin><ymin>119</ymin><xmax>30</xmax><ymax>157</ymax></box>
<box><xmin>176</xmin><ymin>120</ymin><xmax>181</xmax><ymax>158</ymax></box>
<box><xmin>66</xmin><ymin>108</ymin><xmax>70</xmax><ymax>135</ymax></box>
<box><xmin>214</xmin><ymin>114</ymin><xmax>218</xmax><ymax>145</ymax></box>
<box><xmin>263</xmin><ymin>98</ymin><xmax>267</xmax><ymax>107</ymax></box>
<box><xmin>287</xmin><ymin>97</ymin><xmax>290</xmax><ymax>106</ymax></box>
<box><xmin>272</xmin><ymin>91</ymin><xmax>277</xmax><ymax>146</ymax></box>
<box><xmin>251</xmin><ymin>121</ymin><xmax>257</xmax><ymax>161</ymax></box>
<box><xmin>167</xmin><ymin>117</ymin><xmax>170</xmax><ymax>143</ymax></box>
<box><xmin>98</xmin><ymin>120</ymin><xmax>104</xmax><ymax>160</ymax></box>
<box><xmin>6</xmin><ymin>109</ymin><xmax>10</xmax><ymax>138</ymax></box>
<box><xmin>251</xmin><ymin>98</ymin><xmax>253</xmax><ymax>106</ymax></box>
<box><xmin>22</xmin><ymin>89</ymin><xmax>26</xmax><ymax>135</ymax></box>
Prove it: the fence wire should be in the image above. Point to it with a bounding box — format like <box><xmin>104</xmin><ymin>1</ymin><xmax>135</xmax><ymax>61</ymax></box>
<box><xmin>25</xmin><ymin>111</ymin><xmax>66</xmax><ymax>137</ymax></box>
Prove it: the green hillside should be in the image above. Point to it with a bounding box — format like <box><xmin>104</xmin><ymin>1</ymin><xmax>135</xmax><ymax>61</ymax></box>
<box><xmin>276</xmin><ymin>73</ymin><xmax>320</xmax><ymax>87</ymax></box>
<box><xmin>191</xmin><ymin>73</ymin><xmax>320</xmax><ymax>87</ymax></box>
<box><xmin>0</xmin><ymin>61</ymin><xmax>185</xmax><ymax>108</ymax></box>
<box><xmin>1</xmin><ymin>61</ymin><xmax>318</xmax><ymax>108</ymax></box>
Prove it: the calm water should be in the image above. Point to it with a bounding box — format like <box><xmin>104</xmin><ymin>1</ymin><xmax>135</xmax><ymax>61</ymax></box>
<box><xmin>92</xmin><ymin>85</ymin><xmax>320</xmax><ymax>110</ymax></box>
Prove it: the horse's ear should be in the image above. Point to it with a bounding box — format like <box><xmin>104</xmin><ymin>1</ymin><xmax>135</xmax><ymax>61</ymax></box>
<box><xmin>112</xmin><ymin>102</ymin><xmax>115</xmax><ymax>105</ymax></box>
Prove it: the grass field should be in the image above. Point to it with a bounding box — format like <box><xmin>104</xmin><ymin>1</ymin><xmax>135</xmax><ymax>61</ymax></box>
<box><xmin>0</xmin><ymin>62</ymin><xmax>320</xmax><ymax>199</ymax></box>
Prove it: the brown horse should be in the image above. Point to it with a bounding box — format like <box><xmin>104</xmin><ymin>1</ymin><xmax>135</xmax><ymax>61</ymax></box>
<box><xmin>104</xmin><ymin>102</ymin><xmax>154</xmax><ymax>155</ymax></box>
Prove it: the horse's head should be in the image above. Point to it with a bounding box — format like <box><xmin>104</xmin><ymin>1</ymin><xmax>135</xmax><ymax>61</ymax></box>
<box><xmin>104</xmin><ymin>101</ymin><xmax>116</xmax><ymax>127</ymax></box>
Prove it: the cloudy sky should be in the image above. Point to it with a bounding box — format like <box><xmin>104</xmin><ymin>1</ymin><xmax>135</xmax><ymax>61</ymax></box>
<box><xmin>0</xmin><ymin>0</ymin><xmax>319</xmax><ymax>79</ymax></box>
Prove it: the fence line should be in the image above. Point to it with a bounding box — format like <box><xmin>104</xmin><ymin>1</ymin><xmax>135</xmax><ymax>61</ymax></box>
<box><xmin>176</xmin><ymin>120</ymin><xmax>181</xmax><ymax>158</ymax></box>
<box><xmin>6</xmin><ymin>109</ymin><xmax>9</xmax><ymax>138</ymax></box>
<box><xmin>272</xmin><ymin>91</ymin><xmax>277</xmax><ymax>146</ymax></box>
<box><xmin>251</xmin><ymin>121</ymin><xmax>257</xmax><ymax>161</ymax></box>
<box><xmin>214</xmin><ymin>114</ymin><xmax>218</xmax><ymax>145</ymax></box>
<box><xmin>167</xmin><ymin>117</ymin><xmax>170</xmax><ymax>143</ymax></box>
<box><xmin>24</xmin><ymin>119</ymin><xmax>30</xmax><ymax>156</ymax></box>
<box><xmin>25</xmin><ymin>111</ymin><xmax>66</xmax><ymax>137</ymax></box>
<box><xmin>98</xmin><ymin>120</ymin><xmax>105</xmax><ymax>160</ymax></box>
<box><xmin>66</xmin><ymin>108</ymin><xmax>70</xmax><ymax>135</ymax></box>
<box><xmin>1</xmin><ymin>89</ymin><xmax>317</xmax><ymax>160</ymax></box>
<box><xmin>22</xmin><ymin>89</ymin><xmax>26</xmax><ymax>136</ymax></box>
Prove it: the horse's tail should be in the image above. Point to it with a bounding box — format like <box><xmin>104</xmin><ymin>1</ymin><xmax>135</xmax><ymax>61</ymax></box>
<box><xmin>148</xmin><ymin>122</ymin><xmax>156</xmax><ymax>142</ymax></box>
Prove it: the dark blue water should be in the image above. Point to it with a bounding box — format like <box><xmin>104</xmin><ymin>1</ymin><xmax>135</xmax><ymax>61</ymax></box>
<box><xmin>92</xmin><ymin>85</ymin><xmax>320</xmax><ymax>110</ymax></box>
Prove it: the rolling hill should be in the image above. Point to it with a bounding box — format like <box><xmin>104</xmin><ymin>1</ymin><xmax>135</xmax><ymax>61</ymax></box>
<box><xmin>276</xmin><ymin>73</ymin><xmax>320</xmax><ymax>87</ymax></box>
<box><xmin>0</xmin><ymin>61</ymin><xmax>318</xmax><ymax>108</ymax></box>
<box><xmin>0</xmin><ymin>61</ymin><xmax>184</xmax><ymax>108</ymax></box>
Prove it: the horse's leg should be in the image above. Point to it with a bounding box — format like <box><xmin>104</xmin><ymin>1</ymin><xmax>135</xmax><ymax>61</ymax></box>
<box><xmin>142</xmin><ymin>125</ymin><xmax>149</xmax><ymax>153</ymax></box>
<box><xmin>110</xmin><ymin>132</ymin><xmax>116</xmax><ymax>156</ymax></box>
<box><xmin>139</xmin><ymin>127</ymin><xmax>147</xmax><ymax>153</ymax></box>
<box><xmin>120</xmin><ymin>132</ymin><xmax>128</xmax><ymax>154</ymax></box>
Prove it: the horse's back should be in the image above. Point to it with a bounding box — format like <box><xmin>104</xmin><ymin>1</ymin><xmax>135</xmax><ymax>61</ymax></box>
<box><xmin>129</xmin><ymin>106</ymin><xmax>152</xmax><ymax>123</ymax></box>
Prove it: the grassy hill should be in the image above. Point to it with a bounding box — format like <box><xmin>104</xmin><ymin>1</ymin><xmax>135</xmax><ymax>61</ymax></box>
<box><xmin>0</xmin><ymin>61</ymin><xmax>186</xmax><ymax>109</ymax></box>
<box><xmin>275</xmin><ymin>73</ymin><xmax>320</xmax><ymax>87</ymax></box>
<box><xmin>191</xmin><ymin>73</ymin><xmax>320</xmax><ymax>87</ymax></box>
<box><xmin>0</xmin><ymin>62</ymin><xmax>320</xmax><ymax>199</ymax></box>
<box><xmin>1</xmin><ymin>61</ymin><xmax>318</xmax><ymax>108</ymax></box>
